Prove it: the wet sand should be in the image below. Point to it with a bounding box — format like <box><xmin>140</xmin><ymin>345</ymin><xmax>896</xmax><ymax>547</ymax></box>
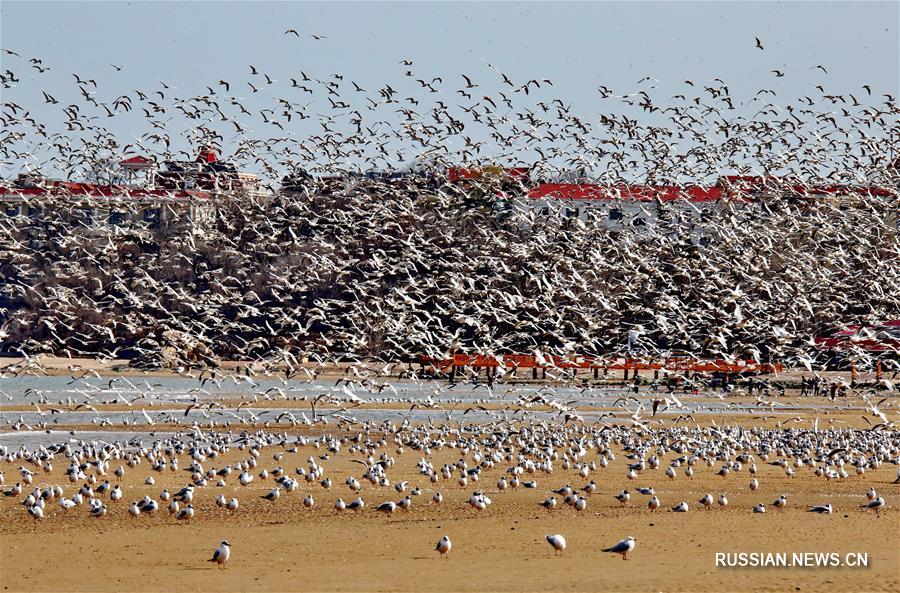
<box><xmin>1</xmin><ymin>414</ymin><xmax>898</xmax><ymax>593</ymax></box>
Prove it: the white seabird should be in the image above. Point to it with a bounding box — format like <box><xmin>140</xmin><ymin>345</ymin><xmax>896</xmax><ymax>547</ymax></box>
<box><xmin>808</xmin><ymin>504</ymin><xmax>832</xmax><ymax>514</ymax></box>
<box><xmin>435</xmin><ymin>535</ymin><xmax>452</xmax><ymax>558</ymax></box>
<box><xmin>603</xmin><ymin>536</ymin><xmax>636</xmax><ymax>560</ymax></box>
<box><xmin>861</xmin><ymin>496</ymin><xmax>885</xmax><ymax>517</ymax></box>
<box><xmin>208</xmin><ymin>540</ymin><xmax>231</xmax><ymax>568</ymax></box>
<box><xmin>546</xmin><ymin>534</ymin><xmax>566</xmax><ymax>556</ymax></box>
<box><xmin>176</xmin><ymin>504</ymin><xmax>194</xmax><ymax>523</ymax></box>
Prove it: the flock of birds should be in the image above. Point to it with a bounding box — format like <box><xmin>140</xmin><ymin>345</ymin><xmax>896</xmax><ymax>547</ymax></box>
<box><xmin>0</xmin><ymin>39</ymin><xmax>898</xmax><ymax>374</ymax></box>
<box><xmin>1</xmin><ymin>415</ymin><xmax>896</xmax><ymax>568</ymax></box>
<box><xmin>0</xmin><ymin>34</ymin><xmax>897</xmax><ymax>584</ymax></box>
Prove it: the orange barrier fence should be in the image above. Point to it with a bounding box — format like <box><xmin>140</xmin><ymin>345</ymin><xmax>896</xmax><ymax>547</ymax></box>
<box><xmin>419</xmin><ymin>354</ymin><xmax>782</xmax><ymax>375</ymax></box>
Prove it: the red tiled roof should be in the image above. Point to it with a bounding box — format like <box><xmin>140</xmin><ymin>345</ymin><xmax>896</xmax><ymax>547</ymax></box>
<box><xmin>526</xmin><ymin>183</ymin><xmax>729</xmax><ymax>202</ymax></box>
<box><xmin>0</xmin><ymin>181</ymin><xmax>210</xmax><ymax>200</ymax></box>
<box><xmin>119</xmin><ymin>155</ymin><xmax>154</xmax><ymax>166</ymax></box>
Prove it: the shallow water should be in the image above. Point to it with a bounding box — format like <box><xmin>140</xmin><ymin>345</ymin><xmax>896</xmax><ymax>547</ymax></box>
<box><xmin>0</xmin><ymin>376</ymin><xmax>868</xmax><ymax>450</ymax></box>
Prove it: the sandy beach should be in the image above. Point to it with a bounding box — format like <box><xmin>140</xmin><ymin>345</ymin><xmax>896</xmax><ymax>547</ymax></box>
<box><xmin>2</xmin><ymin>409</ymin><xmax>898</xmax><ymax>593</ymax></box>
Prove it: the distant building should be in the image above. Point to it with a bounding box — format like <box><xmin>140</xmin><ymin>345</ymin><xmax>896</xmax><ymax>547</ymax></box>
<box><xmin>0</xmin><ymin>148</ymin><xmax>266</xmax><ymax>236</ymax></box>
<box><xmin>519</xmin><ymin>182</ymin><xmax>745</xmax><ymax>242</ymax></box>
<box><xmin>518</xmin><ymin>178</ymin><xmax>897</xmax><ymax>237</ymax></box>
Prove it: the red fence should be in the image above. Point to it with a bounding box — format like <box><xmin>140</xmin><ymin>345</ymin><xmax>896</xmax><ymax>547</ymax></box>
<box><xmin>420</xmin><ymin>354</ymin><xmax>782</xmax><ymax>375</ymax></box>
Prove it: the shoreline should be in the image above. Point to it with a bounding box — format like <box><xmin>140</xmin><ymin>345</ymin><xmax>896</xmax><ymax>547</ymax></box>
<box><xmin>0</xmin><ymin>355</ymin><xmax>886</xmax><ymax>385</ymax></box>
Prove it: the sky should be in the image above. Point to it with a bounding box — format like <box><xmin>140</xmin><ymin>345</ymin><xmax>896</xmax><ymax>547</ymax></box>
<box><xmin>1</xmin><ymin>1</ymin><xmax>897</xmax><ymax>177</ymax></box>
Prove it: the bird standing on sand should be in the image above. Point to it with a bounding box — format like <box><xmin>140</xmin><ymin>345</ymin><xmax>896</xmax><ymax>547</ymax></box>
<box><xmin>861</xmin><ymin>496</ymin><xmax>885</xmax><ymax>517</ymax></box>
<box><xmin>436</xmin><ymin>535</ymin><xmax>452</xmax><ymax>558</ymax></box>
<box><xmin>208</xmin><ymin>540</ymin><xmax>231</xmax><ymax>568</ymax></box>
<box><xmin>603</xmin><ymin>536</ymin><xmax>636</xmax><ymax>560</ymax></box>
<box><xmin>773</xmin><ymin>495</ymin><xmax>787</xmax><ymax>512</ymax></box>
<box><xmin>546</xmin><ymin>534</ymin><xmax>566</xmax><ymax>556</ymax></box>
<box><xmin>176</xmin><ymin>504</ymin><xmax>194</xmax><ymax>523</ymax></box>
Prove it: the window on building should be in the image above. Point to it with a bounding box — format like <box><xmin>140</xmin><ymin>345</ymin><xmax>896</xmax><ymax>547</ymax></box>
<box><xmin>609</xmin><ymin>208</ymin><xmax>623</xmax><ymax>221</ymax></box>
<box><xmin>27</xmin><ymin>205</ymin><xmax>42</xmax><ymax>218</ymax></box>
<box><xmin>565</xmin><ymin>207</ymin><xmax>579</xmax><ymax>218</ymax></box>
<box><xmin>633</xmin><ymin>217</ymin><xmax>646</xmax><ymax>226</ymax></box>
<box><xmin>4</xmin><ymin>204</ymin><xmax>21</xmax><ymax>217</ymax></box>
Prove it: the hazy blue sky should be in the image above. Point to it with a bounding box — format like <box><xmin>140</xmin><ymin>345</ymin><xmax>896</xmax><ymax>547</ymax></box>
<box><xmin>1</xmin><ymin>1</ymin><xmax>897</xmax><ymax>175</ymax></box>
<box><xmin>4</xmin><ymin>1</ymin><xmax>896</xmax><ymax>95</ymax></box>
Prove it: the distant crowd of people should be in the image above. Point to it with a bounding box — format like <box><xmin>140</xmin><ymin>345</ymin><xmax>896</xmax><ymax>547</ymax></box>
<box><xmin>798</xmin><ymin>376</ymin><xmax>848</xmax><ymax>399</ymax></box>
<box><xmin>643</xmin><ymin>373</ymin><xmax>852</xmax><ymax>399</ymax></box>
